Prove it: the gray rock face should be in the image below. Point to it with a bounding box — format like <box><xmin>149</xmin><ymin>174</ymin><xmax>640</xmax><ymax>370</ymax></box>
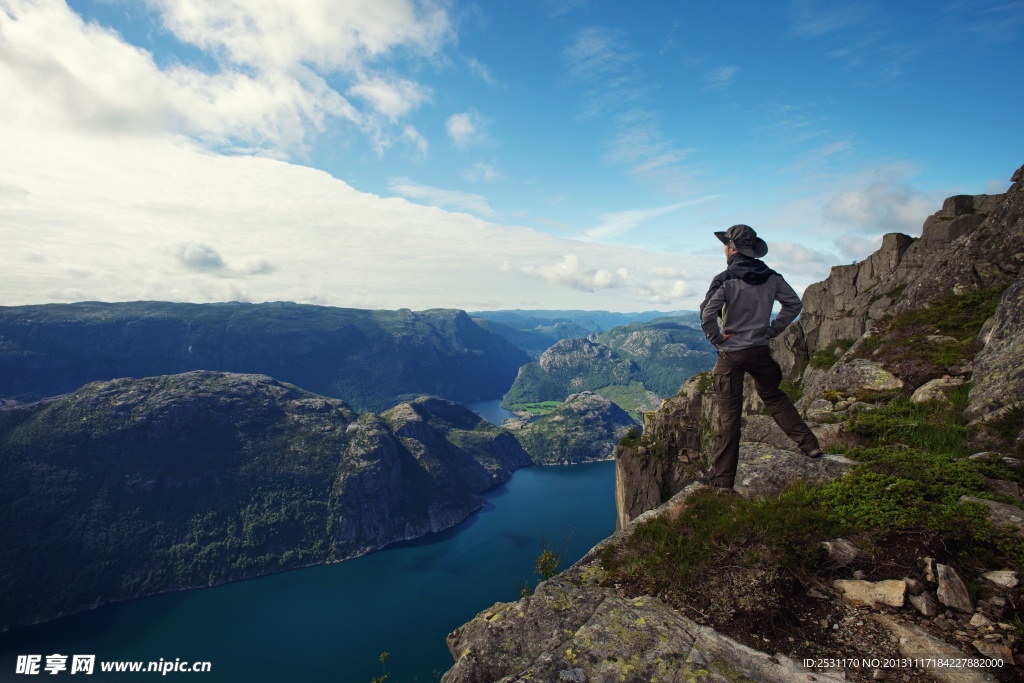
<box><xmin>968</xmin><ymin>271</ymin><xmax>1024</xmax><ymax>420</ymax></box>
<box><xmin>873</xmin><ymin>615</ymin><xmax>998</xmax><ymax>683</ymax></box>
<box><xmin>911</xmin><ymin>377</ymin><xmax>965</xmax><ymax>404</ymax></box>
<box><xmin>833</xmin><ymin>579</ymin><xmax>906</xmax><ymax>608</ymax></box>
<box><xmin>802</xmin><ymin>358</ymin><xmax>903</xmax><ymax>407</ymax></box>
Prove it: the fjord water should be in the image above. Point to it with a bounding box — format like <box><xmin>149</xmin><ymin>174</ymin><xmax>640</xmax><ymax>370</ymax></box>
<box><xmin>0</xmin><ymin>458</ymin><xmax>616</xmax><ymax>682</ymax></box>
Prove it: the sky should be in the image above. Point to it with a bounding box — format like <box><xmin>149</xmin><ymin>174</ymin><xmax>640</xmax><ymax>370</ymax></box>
<box><xmin>1</xmin><ymin>0</ymin><xmax>1022</xmax><ymax>312</ymax></box>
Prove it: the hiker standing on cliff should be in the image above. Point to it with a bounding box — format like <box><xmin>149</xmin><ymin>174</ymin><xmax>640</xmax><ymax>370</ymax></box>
<box><xmin>698</xmin><ymin>224</ymin><xmax>823</xmax><ymax>492</ymax></box>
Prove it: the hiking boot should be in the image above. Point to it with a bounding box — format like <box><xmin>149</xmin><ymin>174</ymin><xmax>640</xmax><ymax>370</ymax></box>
<box><xmin>805</xmin><ymin>448</ymin><xmax>823</xmax><ymax>459</ymax></box>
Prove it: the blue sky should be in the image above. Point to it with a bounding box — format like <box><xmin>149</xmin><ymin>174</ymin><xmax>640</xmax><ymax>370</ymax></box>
<box><xmin>1</xmin><ymin>0</ymin><xmax>1021</xmax><ymax>311</ymax></box>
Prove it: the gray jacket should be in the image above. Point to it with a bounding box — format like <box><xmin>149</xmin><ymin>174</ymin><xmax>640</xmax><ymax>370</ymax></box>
<box><xmin>699</xmin><ymin>254</ymin><xmax>802</xmax><ymax>351</ymax></box>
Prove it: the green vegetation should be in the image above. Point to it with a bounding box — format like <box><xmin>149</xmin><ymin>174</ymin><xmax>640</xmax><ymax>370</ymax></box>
<box><xmin>370</xmin><ymin>652</ymin><xmax>390</xmax><ymax>683</ymax></box>
<box><xmin>514</xmin><ymin>393</ymin><xmax>635</xmax><ymax>465</ymax></box>
<box><xmin>595</xmin><ymin>381</ymin><xmax>657</xmax><ymax>419</ymax></box>
<box><xmin>852</xmin><ymin>287</ymin><xmax>1005</xmax><ymax>388</ymax></box>
<box><xmin>808</xmin><ymin>339</ymin><xmax>856</xmax><ymax>370</ymax></box>
<box><xmin>515</xmin><ymin>401</ymin><xmax>563</xmax><ymax>416</ymax></box>
<box><xmin>779</xmin><ymin>380</ymin><xmax>803</xmax><ymax>403</ymax></box>
<box><xmin>602</xmin><ymin>379</ymin><xmax>1024</xmax><ymax>625</ymax></box>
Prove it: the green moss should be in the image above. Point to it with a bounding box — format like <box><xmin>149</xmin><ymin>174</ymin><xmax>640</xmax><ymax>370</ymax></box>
<box><xmin>808</xmin><ymin>339</ymin><xmax>856</xmax><ymax>370</ymax></box>
<box><xmin>779</xmin><ymin>380</ymin><xmax>803</xmax><ymax>403</ymax></box>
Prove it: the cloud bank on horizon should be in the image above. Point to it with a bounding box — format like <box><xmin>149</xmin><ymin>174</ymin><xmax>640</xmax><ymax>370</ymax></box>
<box><xmin>0</xmin><ymin>0</ymin><xmax>1021</xmax><ymax>311</ymax></box>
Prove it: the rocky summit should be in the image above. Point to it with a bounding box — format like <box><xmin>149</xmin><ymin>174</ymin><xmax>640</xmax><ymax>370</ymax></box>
<box><xmin>0</xmin><ymin>372</ymin><xmax>530</xmax><ymax>631</ymax></box>
<box><xmin>443</xmin><ymin>165</ymin><xmax>1024</xmax><ymax>682</ymax></box>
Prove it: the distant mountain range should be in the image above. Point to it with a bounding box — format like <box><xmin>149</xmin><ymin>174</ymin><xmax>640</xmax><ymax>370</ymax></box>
<box><xmin>0</xmin><ymin>301</ymin><xmax>529</xmax><ymax>412</ymax></box>
<box><xmin>501</xmin><ymin>318</ymin><xmax>716</xmax><ymax>416</ymax></box>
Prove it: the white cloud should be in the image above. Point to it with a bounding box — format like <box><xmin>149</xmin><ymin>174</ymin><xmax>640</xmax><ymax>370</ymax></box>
<box><xmin>387</xmin><ymin>177</ymin><xmax>495</xmax><ymax>216</ymax></box>
<box><xmin>151</xmin><ymin>0</ymin><xmax>452</xmax><ymax>72</ymax></box>
<box><xmin>0</xmin><ymin>0</ymin><xmax>453</xmax><ymax>156</ymax></box>
<box><xmin>823</xmin><ymin>179</ymin><xmax>934</xmax><ymax>235</ymax></box>
<box><xmin>520</xmin><ymin>255</ymin><xmax>621</xmax><ymax>292</ymax></box>
<box><xmin>348</xmin><ymin>77</ymin><xmax>431</xmax><ymax>121</ymax></box>
<box><xmin>462</xmin><ymin>162</ymin><xmax>500</xmax><ymax>183</ymax></box>
<box><xmin>787</xmin><ymin>0</ymin><xmax>873</xmax><ymax>37</ymax></box>
<box><xmin>400</xmin><ymin>125</ymin><xmax>429</xmax><ymax>157</ymax></box>
<box><xmin>701</xmin><ymin>65</ymin><xmax>739</xmax><ymax>92</ymax></box>
<box><xmin>445</xmin><ymin>110</ymin><xmax>486</xmax><ymax>149</ymax></box>
<box><xmin>0</xmin><ymin>123</ymin><xmax>721</xmax><ymax>311</ymax></box>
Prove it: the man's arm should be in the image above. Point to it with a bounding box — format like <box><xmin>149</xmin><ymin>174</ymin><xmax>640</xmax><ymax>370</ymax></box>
<box><xmin>767</xmin><ymin>275</ymin><xmax>802</xmax><ymax>338</ymax></box>
<box><xmin>700</xmin><ymin>277</ymin><xmax>730</xmax><ymax>347</ymax></box>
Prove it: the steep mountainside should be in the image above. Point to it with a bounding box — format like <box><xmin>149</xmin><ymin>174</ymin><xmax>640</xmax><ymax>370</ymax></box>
<box><xmin>506</xmin><ymin>391</ymin><xmax>636</xmax><ymax>464</ymax></box>
<box><xmin>0</xmin><ymin>301</ymin><xmax>529</xmax><ymax>412</ymax></box>
<box><xmin>0</xmin><ymin>372</ymin><xmax>530</xmax><ymax>631</ymax></box>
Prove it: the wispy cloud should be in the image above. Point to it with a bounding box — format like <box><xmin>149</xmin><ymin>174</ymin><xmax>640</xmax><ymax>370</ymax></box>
<box><xmin>544</xmin><ymin>0</ymin><xmax>590</xmax><ymax>18</ymax></box>
<box><xmin>701</xmin><ymin>66</ymin><xmax>740</xmax><ymax>92</ymax></box>
<box><xmin>387</xmin><ymin>177</ymin><xmax>495</xmax><ymax>216</ymax></box>
<box><xmin>787</xmin><ymin>0</ymin><xmax>874</xmax><ymax>37</ymax></box>
<box><xmin>466</xmin><ymin>56</ymin><xmax>498</xmax><ymax>86</ymax></box>
<box><xmin>445</xmin><ymin>110</ymin><xmax>487</xmax><ymax>149</ymax></box>
<box><xmin>563</xmin><ymin>27</ymin><xmax>697</xmax><ymax>194</ymax></box>
<box><xmin>462</xmin><ymin>161</ymin><xmax>500</xmax><ymax>183</ymax></box>
<box><xmin>348</xmin><ymin>77</ymin><xmax>431</xmax><ymax>121</ymax></box>
<box><xmin>584</xmin><ymin>198</ymin><xmax>716</xmax><ymax>241</ymax></box>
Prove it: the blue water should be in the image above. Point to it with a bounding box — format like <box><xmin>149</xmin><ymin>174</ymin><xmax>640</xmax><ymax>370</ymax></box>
<box><xmin>0</xmin><ymin>461</ymin><xmax>616</xmax><ymax>682</ymax></box>
<box><xmin>466</xmin><ymin>398</ymin><xmax>518</xmax><ymax>426</ymax></box>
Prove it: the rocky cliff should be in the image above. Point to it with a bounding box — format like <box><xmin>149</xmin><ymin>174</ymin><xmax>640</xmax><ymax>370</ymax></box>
<box><xmin>0</xmin><ymin>372</ymin><xmax>531</xmax><ymax>631</ymax></box>
<box><xmin>0</xmin><ymin>302</ymin><xmax>529</xmax><ymax>412</ymax></box>
<box><xmin>444</xmin><ymin>166</ymin><xmax>1024</xmax><ymax>682</ymax></box>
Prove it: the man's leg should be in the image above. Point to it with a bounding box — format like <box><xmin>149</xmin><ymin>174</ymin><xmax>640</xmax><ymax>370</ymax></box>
<box><xmin>746</xmin><ymin>346</ymin><xmax>820</xmax><ymax>454</ymax></box>
<box><xmin>707</xmin><ymin>352</ymin><xmax>745</xmax><ymax>488</ymax></box>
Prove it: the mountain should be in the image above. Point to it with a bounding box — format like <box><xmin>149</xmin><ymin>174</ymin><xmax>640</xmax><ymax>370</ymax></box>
<box><xmin>0</xmin><ymin>372</ymin><xmax>531</xmax><ymax>631</ymax></box>
<box><xmin>469</xmin><ymin>317</ymin><xmax>592</xmax><ymax>359</ymax></box>
<box><xmin>0</xmin><ymin>301</ymin><xmax>529</xmax><ymax>412</ymax></box>
<box><xmin>471</xmin><ymin>309</ymin><xmax>697</xmax><ymax>333</ymax></box>
<box><xmin>442</xmin><ymin>165</ymin><xmax>1024</xmax><ymax>682</ymax></box>
<box><xmin>505</xmin><ymin>391</ymin><xmax>636</xmax><ymax>465</ymax></box>
<box><xmin>501</xmin><ymin>319</ymin><xmax>716</xmax><ymax>416</ymax></box>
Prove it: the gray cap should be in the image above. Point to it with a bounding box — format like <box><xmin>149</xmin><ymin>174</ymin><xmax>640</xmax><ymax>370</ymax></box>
<box><xmin>715</xmin><ymin>224</ymin><xmax>768</xmax><ymax>258</ymax></box>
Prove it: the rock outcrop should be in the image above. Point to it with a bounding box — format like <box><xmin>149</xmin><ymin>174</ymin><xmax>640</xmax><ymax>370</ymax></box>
<box><xmin>506</xmin><ymin>391</ymin><xmax>636</xmax><ymax>465</ymax></box>
<box><xmin>0</xmin><ymin>373</ymin><xmax>531</xmax><ymax>631</ymax></box>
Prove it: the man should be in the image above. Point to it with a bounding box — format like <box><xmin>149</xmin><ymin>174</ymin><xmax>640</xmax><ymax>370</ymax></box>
<box><xmin>698</xmin><ymin>224</ymin><xmax>822</xmax><ymax>492</ymax></box>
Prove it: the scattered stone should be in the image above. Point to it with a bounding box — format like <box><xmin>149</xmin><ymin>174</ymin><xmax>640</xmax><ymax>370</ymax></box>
<box><xmin>1002</xmin><ymin>457</ymin><xmax>1023</xmax><ymax>471</ymax></box>
<box><xmin>936</xmin><ymin>564</ymin><xmax>975</xmax><ymax>613</ymax></box>
<box><xmin>853</xmin><ymin>569</ymin><xmax>868</xmax><ymax>580</ymax></box>
<box><xmin>903</xmin><ymin>577</ymin><xmax>925</xmax><ymax>596</ymax></box>
<box><xmin>873</xmin><ymin>667</ymin><xmax>887</xmax><ymax>680</ymax></box>
<box><xmin>982</xmin><ymin>570</ymin><xmax>1019</xmax><ymax>589</ymax></box>
<box><xmin>924</xmin><ymin>557</ymin><xmax>938</xmax><ymax>583</ymax></box>
<box><xmin>960</xmin><ymin>496</ymin><xmax>1024</xmax><ymax>535</ymax></box>
<box><xmin>927</xmin><ymin>335</ymin><xmax>959</xmax><ymax>345</ymax></box>
<box><xmin>808</xmin><ymin>587</ymin><xmax>829</xmax><ymax>600</ymax></box>
<box><xmin>911</xmin><ymin>377</ymin><xmax>965</xmax><ymax>404</ymax></box>
<box><xmin>833</xmin><ymin>579</ymin><xmax>906</xmax><ymax>608</ymax></box>
<box><xmin>909</xmin><ymin>592</ymin><xmax>940</xmax><ymax>617</ymax></box>
<box><xmin>972</xmin><ymin>640</ymin><xmax>1015</xmax><ymax>665</ymax></box>
<box><xmin>969</xmin><ymin>613</ymin><xmax>993</xmax><ymax>629</ymax></box>
<box><xmin>874</xmin><ymin>615</ymin><xmax>999</xmax><ymax>683</ymax></box>
<box><xmin>985</xmin><ymin>478</ymin><xmax>1022</xmax><ymax>499</ymax></box>
<box><xmin>968</xmin><ymin>452</ymin><xmax>994</xmax><ymax>463</ymax></box>
<box><xmin>822</xmin><ymin>538</ymin><xmax>859</xmax><ymax>566</ymax></box>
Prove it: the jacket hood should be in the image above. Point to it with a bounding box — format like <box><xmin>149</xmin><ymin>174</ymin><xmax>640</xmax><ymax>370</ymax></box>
<box><xmin>727</xmin><ymin>254</ymin><xmax>775</xmax><ymax>285</ymax></box>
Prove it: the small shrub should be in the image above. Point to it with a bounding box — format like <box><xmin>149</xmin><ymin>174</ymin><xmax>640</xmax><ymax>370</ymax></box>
<box><xmin>808</xmin><ymin>340</ymin><xmax>855</xmax><ymax>371</ymax></box>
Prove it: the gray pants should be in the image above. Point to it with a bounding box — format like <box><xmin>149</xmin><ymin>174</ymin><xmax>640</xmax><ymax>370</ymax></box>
<box><xmin>708</xmin><ymin>345</ymin><xmax>819</xmax><ymax>488</ymax></box>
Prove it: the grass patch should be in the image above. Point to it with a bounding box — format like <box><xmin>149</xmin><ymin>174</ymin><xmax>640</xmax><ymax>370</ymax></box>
<box><xmin>853</xmin><ymin>287</ymin><xmax>1005</xmax><ymax>388</ymax></box>
<box><xmin>808</xmin><ymin>339</ymin><xmax>856</xmax><ymax>371</ymax></box>
<box><xmin>779</xmin><ymin>380</ymin><xmax>803</xmax><ymax>403</ymax></box>
<box><xmin>509</xmin><ymin>401</ymin><xmax>562</xmax><ymax>416</ymax></box>
<box><xmin>603</xmin><ymin>378</ymin><xmax>1024</xmax><ymax>627</ymax></box>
